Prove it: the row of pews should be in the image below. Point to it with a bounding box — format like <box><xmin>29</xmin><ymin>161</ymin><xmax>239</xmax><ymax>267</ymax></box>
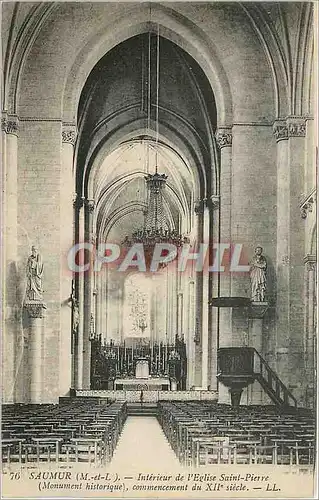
<box><xmin>2</xmin><ymin>399</ymin><xmax>127</xmax><ymax>466</ymax></box>
<box><xmin>158</xmin><ymin>402</ymin><xmax>316</xmax><ymax>467</ymax></box>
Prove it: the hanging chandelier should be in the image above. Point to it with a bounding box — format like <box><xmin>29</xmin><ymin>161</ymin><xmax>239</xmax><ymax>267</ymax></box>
<box><xmin>123</xmin><ymin>28</ymin><xmax>189</xmax><ymax>251</ymax></box>
<box><xmin>126</xmin><ymin>171</ymin><xmax>189</xmax><ymax>248</ymax></box>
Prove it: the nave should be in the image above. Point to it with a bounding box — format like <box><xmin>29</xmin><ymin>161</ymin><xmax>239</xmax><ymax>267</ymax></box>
<box><xmin>2</xmin><ymin>398</ymin><xmax>316</xmax><ymax>469</ymax></box>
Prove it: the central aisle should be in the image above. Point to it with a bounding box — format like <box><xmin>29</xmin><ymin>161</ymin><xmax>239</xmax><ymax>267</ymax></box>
<box><xmin>110</xmin><ymin>416</ymin><xmax>180</xmax><ymax>469</ymax></box>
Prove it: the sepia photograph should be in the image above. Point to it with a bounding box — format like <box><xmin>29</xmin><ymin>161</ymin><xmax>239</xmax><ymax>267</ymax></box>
<box><xmin>1</xmin><ymin>1</ymin><xmax>318</xmax><ymax>498</ymax></box>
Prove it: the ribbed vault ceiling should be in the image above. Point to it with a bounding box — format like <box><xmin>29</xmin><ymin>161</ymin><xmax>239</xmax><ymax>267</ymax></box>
<box><xmin>95</xmin><ymin>139</ymin><xmax>195</xmax><ymax>242</ymax></box>
<box><xmin>77</xmin><ymin>33</ymin><xmax>218</xmax><ymax>244</ymax></box>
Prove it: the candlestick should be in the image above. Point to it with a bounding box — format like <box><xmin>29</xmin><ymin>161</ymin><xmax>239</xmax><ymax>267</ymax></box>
<box><xmin>151</xmin><ymin>341</ymin><xmax>153</xmax><ymax>373</ymax></box>
<box><xmin>165</xmin><ymin>334</ymin><xmax>168</xmax><ymax>374</ymax></box>
<box><xmin>132</xmin><ymin>345</ymin><xmax>134</xmax><ymax>374</ymax></box>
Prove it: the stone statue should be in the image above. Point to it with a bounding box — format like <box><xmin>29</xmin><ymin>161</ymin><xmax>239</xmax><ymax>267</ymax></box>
<box><xmin>69</xmin><ymin>280</ymin><xmax>79</xmax><ymax>332</ymax></box>
<box><xmin>26</xmin><ymin>245</ymin><xmax>44</xmax><ymax>301</ymax></box>
<box><xmin>89</xmin><ymin>313</ymin><xmax>95</xmax><ymax>340</ymax></box>
<box><xmin>72</xmin><ymin>298</ymin><xmax>80</xmax><ymax>333</ymax></box>
<box><xmin>250</xmin><ymin>246</ymin><xmax>267</xmax><ymax>302</ymax></box>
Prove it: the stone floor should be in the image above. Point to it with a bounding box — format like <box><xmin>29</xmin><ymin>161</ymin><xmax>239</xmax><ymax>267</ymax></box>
<box><xmin>110</xmin><ymin>416</ymin><xmax>180</xmax><ymax>470</ymax></box>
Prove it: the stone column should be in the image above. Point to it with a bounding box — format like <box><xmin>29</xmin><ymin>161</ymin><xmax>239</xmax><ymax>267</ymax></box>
<box><xmin>94</xmin><ymin>287</ymin><xmax>99</xmax><ymax>337</ymax></box>
<box><xmin>101</xmin><ymin>263</ymin><xmax>108</xmax><ymax>340</ymax></box>
<box><xmin>152</xmin><ymin>274</ymin><xmax>158</xmax><ymax>342</ymax></box>
<box><xmin>187</xmin><ymin>279</ymin><xmax>196</xmax><ymax>388</ymax></box>
<box><xmin>248</xmin><ymin>302</ymin><xmax>269</xmax><ymax>404</ymax></box>
<box><xmin>96</xmin><ymin>268</ymin><xmax>101</xmax><ymax>342</ymax></box>
<box><xmin>177</xmin><ymin>291</ymin><xmax>183</xmax><ymax>337</ymax></box>
<box><xmin>212</xmin><ymin>129</ymin><xmax>233</xmax><ymax>401</ymax></box>
<box><xmin>207</xmin><ymin>195</ymin><xmax>220</xmax><ymax>391</ymax></box>
<box><xmin>60</xmin><ymin>124</ymin><xmax>76</xmax><ymax>396</ymax></box>
<box><xmin>165</xmin><ymin>266</ymin><xmax>171</xmax><ymax>341</ymax></box>
<box><xmin>24</xmin><ymin>302</ymin><xmax>46</xmax><ymax>403</ymax></box>
<box><xmin>2</xmin><ymin>114</ymin><xmax>19</xmax><ymax>403</ymax></box>
<box><xmin>304</xmin><ymin>255</ymin><xmax>316</xmax><ymax>408</ymax></box>
<box><xmin>186</xmin><ymin>207</ymin><xmax>199</xmax><ymax>388</ymax></box>
<box><xmin>119</xmin><ymin>275</ymin><xmax>124</xmax><ymax>342</ymax></box>
<box><xmin>273</xmin><ymin>117</ymin><xmax>307</xmax><ymax>401</ymax></box>
<box><xmin>150</xmin><ymin>276</ymin><xmax>155</xmax><ymax>342</ymax></box>
<box><xmin>75</xmin><ymin>197</ymin><xmax>85</xmax><ymax>389</ymax></box>
<box><xmin>201</xmin><ymin>204</ymin><xmax>210</xmax><ymax>390</ymax></box>
<box><xmin>273</xmin><ymin>120</ymin><xmax>290</xmax><ymax>381</ymax></box>
<box><xmin>180</xmin><ymin>265</ymin><xmax>190</xmax><ymax>385</ymax></box>
<box><xmin>82</xmin><ymin>199</ymin><xmax>95</xmax><ymax>389</ymax></box>
<box><xmin>216</xmin><ymin>128</ymin><xmax>233</xmax><ymax>349</ymax></box>
<box><xmin>304</xmin><ymin>117</ymin><xmax>315</xmax><ymax>196</ymax></box>
<box><xmin>288</xmin><ymin>118</ymin><xmax>308</xmax><ymax>400</ymax></box>
<box><xmin>193</xmin><ymin>199</ymin><xmax>204</xmax><ymax>387</ymax></box>
<box><xmin>106</xmin><ymin>269</ymin><xmax>114</xmax><ymax>342</ymax></box>
<box><xmin>174</xmin><ymin>262</ymin><xmax>179</xmax><ymax>342</ymax></box>
<box><xmin>155</xmin><ymin>273</ymin><xmax>166</xmax><ymax>341</ymax></box>
<box><xmin>99</xmin><ymin>266</ymin><xmax>104</xmax><ymax>339</ymax></box>
<box><xmin>191</xmin><ymin>198</ymin><xmax>210</xmax><ymax>390</ymax></box>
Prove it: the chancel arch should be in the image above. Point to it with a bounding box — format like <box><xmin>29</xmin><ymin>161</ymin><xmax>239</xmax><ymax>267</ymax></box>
<box><xmin>67</xmin><ymin>27</ymin><xmax>222</xmax><ymax>392</ymax></box>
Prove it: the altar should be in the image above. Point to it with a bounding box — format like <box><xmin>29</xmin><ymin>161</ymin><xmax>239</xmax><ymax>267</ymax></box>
<box><xmin>90</xmin><ymin>336</ymin><xmax>187</xmax><ymax>391</ymax></box>
<box><xmin>114</xmin><ymin>355</ymin><xmax>170</xmax><ymax>390</ymax></box>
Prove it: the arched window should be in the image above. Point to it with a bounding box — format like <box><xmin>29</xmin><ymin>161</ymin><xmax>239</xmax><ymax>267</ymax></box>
<box><xmin>123</xmin><ymin>273</ymin><xmax>152</xmax><ymax>338</ymax></box>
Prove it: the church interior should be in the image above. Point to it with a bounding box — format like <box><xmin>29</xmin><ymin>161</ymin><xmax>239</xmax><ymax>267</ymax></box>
<box><xmin>1</xmin><ymin>1</ymin><xmax>317</xmax><ymax>469</ymax></box>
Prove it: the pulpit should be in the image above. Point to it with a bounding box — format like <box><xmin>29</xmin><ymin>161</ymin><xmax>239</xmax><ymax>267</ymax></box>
<box><xmin>217</xmin><ymin>347</ymin><xmax>255</xmax><ymax>406</ymax></box>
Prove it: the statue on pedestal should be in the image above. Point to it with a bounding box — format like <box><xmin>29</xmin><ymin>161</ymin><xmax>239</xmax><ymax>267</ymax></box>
<box><xmin>89</xmin><ymin>313</ymin><xmax>95</xmax><ymax>340</ymax></box>
<box><xmin>72</xmin><ymin>299</ymin><xmax>80</xmax><ymax>333</ymax></box>
<box><xmin>250</xmin><ymin>246</ymin><xmax>267</xmax><ymax>302</ymax></box>
<box><xmin>24</xmin><ymin>245</ymin><xmax>46</xmax><ymax>318</ymax></box>
<box><xmin>26</xmin><ymin>246</ymin><xmax>44</xmax><ymax>301</ymax></box>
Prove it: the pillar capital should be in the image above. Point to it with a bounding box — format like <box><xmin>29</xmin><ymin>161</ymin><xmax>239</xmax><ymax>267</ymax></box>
<box><xmin>299</xmin><ymin>188</ymin><xmax>316</xmax><ymax>219</ymax></box>
<box><xmin>304</xmin><ymin>254</ymin><xmax>316</xmax><ymax>272</ymax></box>
<box><xmin>306</xmin><ymin>261</ymin><xmax>316</xmax><ymax>273</ymax></box>
<box><xmin>1</xmin><ymin>113</ymin><xmax>19</xmax><ymax>136</ymax></box>
<box><xmin>273</xmin><ymin>116</ymin><xmax>307</xmax><ymax>142</ymax></box>
<box><xmin>194</xmin><ymin>198</ymin><xmax>206</xmax><ymax>215</ymax></box>
<box><xmin>24</xmin><ymin>300</ymin><xmax>46</xmax><ymax>319</ymax></box>
<box><xmin>85</xmin><ymin>199</ymin><xmax>95</xmax><ymax>213</ymax></box>
<box><xmin>207</xmin><ymin>194</ymin><xmax>220</xmax><ymax>211</ymax></box>
<box><xmin>62</xmin><ymin>123</ymin><xmax>77</xmax><ymax>145</ymax></box>
<box><xmin>273</xmin><ymin>120</ymin><xmax>288</xmax><ymax>142</ymax></box>
<box><xmin>215</xmin><ymin>127</ymin><xmax>232</xmax><ymax>148</ymax></box>
<box><xmin>73</xmin><ymin>193</ymin><xmax>85</xmax><ymax>210</ymax></box>
<box><xmin>286</xmin><ymin>116</ymin><xmax>306</xmax><ymax>138</ymax></box>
